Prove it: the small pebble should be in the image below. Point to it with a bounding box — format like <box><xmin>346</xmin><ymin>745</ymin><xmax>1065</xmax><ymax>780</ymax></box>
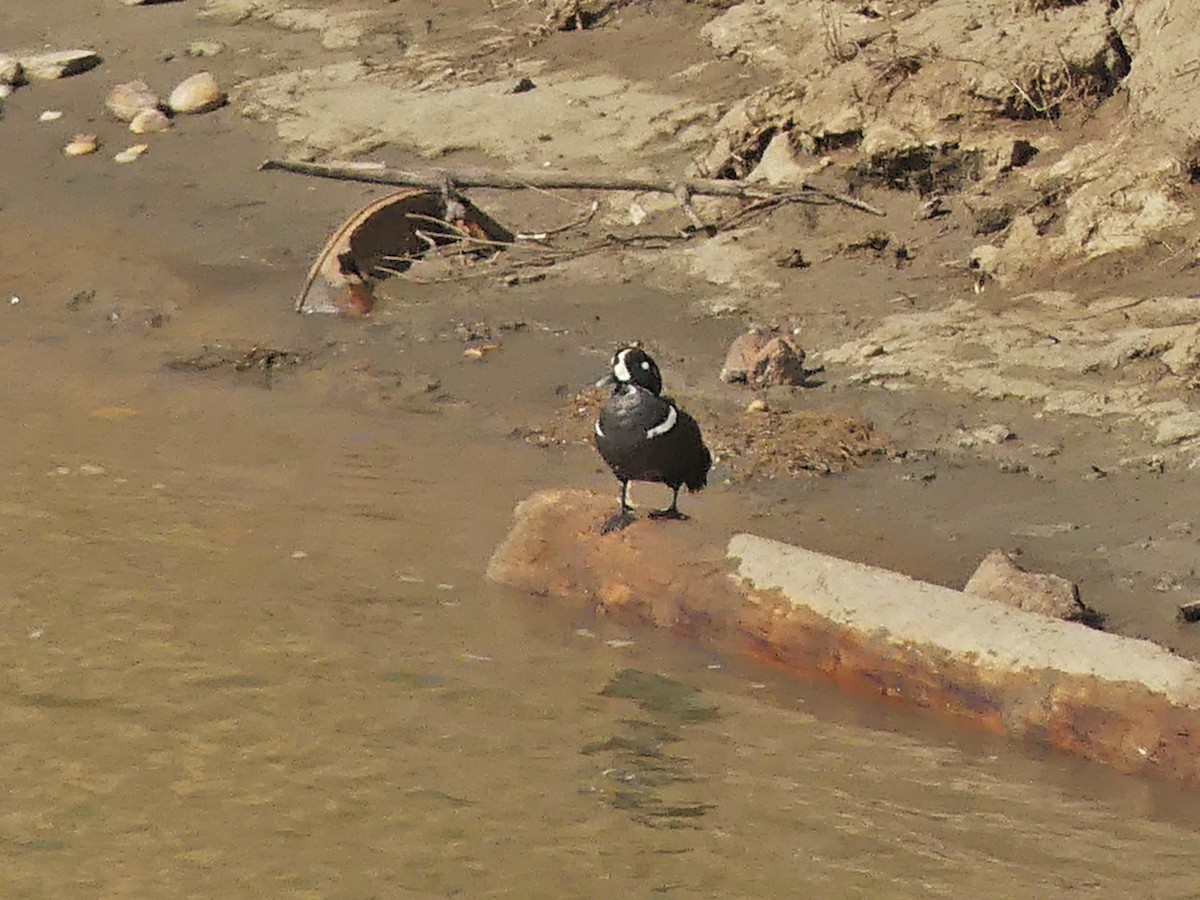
<box><xmin>290</xmin><ymin>550</ymin><xmax>308</xmax><ymax>559</ymax></box>
<box><xmin>78</xmin><ymin>463</ymin><xmax>106</xmax><ymax>476</ymax></box>
<box><xmin>63</xmin><ymin>133</ymin><xmax>98</xmax><ymax>157</ymax></box>
<box><xmin>39</xmin><ymin>110</ymin><xmax>63</xmax><ymax>122</ymax></box>
<box><xmin>129</xmin><ymin>108</ymin><xmax>171</xmax><ymax>134</ymax></box>
<box><xmin>746</xmin><ymin>398</ymin><xmax>769</xmax><ymax>413</ymax></box>
<box><xmin>114</xmin><ymin>143</ymin><xmax>150</xmax><ymax>164</ymax></box>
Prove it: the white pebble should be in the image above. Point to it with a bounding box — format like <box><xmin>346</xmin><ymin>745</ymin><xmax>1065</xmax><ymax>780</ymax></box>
<box><xmin>113</xmin><ymin>144</ymin><xmax>150</xmax><ymax>164</ymax></box>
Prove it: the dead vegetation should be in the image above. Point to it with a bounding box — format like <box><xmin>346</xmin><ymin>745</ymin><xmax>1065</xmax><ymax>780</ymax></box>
<box><xmin>166</xmin><ymin>345</ymin><xmax>307</xmax><ymax>387</ymax></box>
<box><xmin>521</xmin><ymin>388</ymin><xmax>897</xmax><ymax>480</ymax></box>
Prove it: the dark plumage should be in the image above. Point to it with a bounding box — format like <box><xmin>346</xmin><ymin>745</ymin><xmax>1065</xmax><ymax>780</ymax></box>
<box><xmin>593</xmin><ymin>346</ymin><xmax>712</xmax><ymax>534</ymax></box>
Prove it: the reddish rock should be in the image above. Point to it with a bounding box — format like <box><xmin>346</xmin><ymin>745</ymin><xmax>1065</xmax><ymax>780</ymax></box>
<box><xmin>719</xmin><ymin>329</ymin><xmax>806</xmax><ymax>387</ymax></box>
<box><xmin>964</xmin><ymin>549</ymin><xmax>1086</xmax><ymax>621</ymax></box>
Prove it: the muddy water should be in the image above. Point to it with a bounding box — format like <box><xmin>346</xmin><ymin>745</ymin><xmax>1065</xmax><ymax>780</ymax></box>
<box><xmin>4</xmin><ymin>5</ymin><xmax>1200</xmax><ymax>894</ymax></box>
<box><xmin>1</xmin><ymin>243</ymin><xmax>1200</xmax><ymax>898</ymax></box>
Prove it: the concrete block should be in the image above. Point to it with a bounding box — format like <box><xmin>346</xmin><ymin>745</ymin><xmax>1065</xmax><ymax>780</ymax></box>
<box><xmin>488</xmin><ymin>489</ymin><xmax>1200</xmax><ymax>781</ymax></box>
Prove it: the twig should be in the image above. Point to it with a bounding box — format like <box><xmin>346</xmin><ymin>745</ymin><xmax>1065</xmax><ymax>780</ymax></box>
<box><xmin>673</xmin><ymin>184</ymin><xmax>709</xmax><ymax>232</ymax></box>
<box><xmin>260</xmin><ymin>158</ymin><xmax>886</xmax><ymax>217</ymax></box>
<box><xmin>405</xmin><ymin>212</ymin><xmax>474</xmax><ymax>237</ymax></box>
<box><xmin>517</xmin><ymin>200</ymin><xmax>599</xmax><ymax>240</ymax></box>
<box><xmin>404</xmin><ymin>212</ymin><xmax>518</xmax><ymax>248</ymax></box>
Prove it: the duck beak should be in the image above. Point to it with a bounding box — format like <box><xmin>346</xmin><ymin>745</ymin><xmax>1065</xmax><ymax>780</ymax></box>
<box><xmin>595</xmin><ymin>372</ymin><xmax>617</xmax><ymax>389</ymax></box>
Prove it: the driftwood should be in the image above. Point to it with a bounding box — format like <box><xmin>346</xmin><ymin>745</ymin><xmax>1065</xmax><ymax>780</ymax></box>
<box><xmin>259</xmin><ymin>158</ymin><xmax>886</xmax><ymax>217</ymax></box>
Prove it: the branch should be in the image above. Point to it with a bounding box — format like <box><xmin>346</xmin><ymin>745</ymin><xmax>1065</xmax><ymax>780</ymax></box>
<box><xmin>259</xmin><ymin>158</ymin><xmax>886</xmax><ymax>217</ymax></box>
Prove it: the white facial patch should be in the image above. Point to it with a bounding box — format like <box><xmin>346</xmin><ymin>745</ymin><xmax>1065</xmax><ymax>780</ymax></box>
<box><xmin>593</xmin><ymin>421</ymin><xmax>604</xmax><ymax>438</ymax></box>
<box><xmin>646</xmin><ymin>405</ymin><xmax>677</xmax><ymax>439</ymax></box>
<box><xmin>613</xmin><ymin>349</ymin><xmax>633</xmax><ymax>383</ymax></box>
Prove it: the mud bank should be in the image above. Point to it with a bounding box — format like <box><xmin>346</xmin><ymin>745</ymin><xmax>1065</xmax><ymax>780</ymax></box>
<box><xmin>490</xmin><ymin>489</ymin><xmax>1200</xmax><ymax>781</ymax></box>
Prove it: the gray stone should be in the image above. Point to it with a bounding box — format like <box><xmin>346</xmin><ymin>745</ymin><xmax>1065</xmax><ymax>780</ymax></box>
<box><xmin>19</xmin><ymin>50</ymin><xmax>101</xmax><ymax>80</ymax></box>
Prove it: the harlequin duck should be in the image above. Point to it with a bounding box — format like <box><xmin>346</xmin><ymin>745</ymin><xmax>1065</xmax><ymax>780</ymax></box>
<box><xmin>593</xmin><ymin>345</ymin><xmax>712</xmax><ymax>534</ymax></box>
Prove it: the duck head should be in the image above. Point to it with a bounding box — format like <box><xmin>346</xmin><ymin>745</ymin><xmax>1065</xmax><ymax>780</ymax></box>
<box><xmin>596</xmin><ymin>345</ymin><xmax>663</xmax><ymax>395</ymax></box>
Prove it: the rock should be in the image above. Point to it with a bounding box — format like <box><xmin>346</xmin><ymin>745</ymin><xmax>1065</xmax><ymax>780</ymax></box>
<box><xmin>955</xmin><ymin>424</ymin><xmax>1014</xmax><ymax>448</ymax></box>
<box><xmin>63</xmin><ymin>134</ymin><xmax>99</xmax><ymax>157</ymax></box>
<box><xmin>720</xmin><ymin>329</ymin><xmax>807</xmax><ymax>386</ymax></box>
<box><xmin>167</xmin><ymin>71</ymin><xmax>226</xmax><ymax>114</ymax></box>
<box><xmin>186</xmin><ymin>40</ymin><xmax>226</xmax><ymax>58</ymax></box>
<box><xmin>747</xmin><ymin>131</ymin><xmax>817</xmax><ymax>185</ymax></box>
<box><xmin>1153</xmin><ymin>412</ymin><xmax>1200</xmax><ymax>446</ymax></box>
<box><xmin>105</xmin><ymin>80</ymin><xmax>160</xmax><ymax>121</ymax></box>
<box><xmin>19</xmin><ymin>50</ymin><xmax>102</xmax><ymax>80</ymax></box>
<box><xmin>122</xmin><ymin>0</ymin><xmax>183</xmax><ymax>4</ymax></box>
<box><xmin>113</xmin><ymin>144</ymin><xmax>150</xmax><ymax>164</ymax></box>
<box><xmin>129</xmin><ymin>107</ymin><xmax>171</xmax><ymax>134</ymax></box>
<box><xmin>964</xmin><ymin>550</ymin><xmax>1086</xmax><ymax>622</ymax></box>
<box><xmin>0</xmin><ymin>55</ymin><xmax>21</xmax><ymax>86</ymax></box>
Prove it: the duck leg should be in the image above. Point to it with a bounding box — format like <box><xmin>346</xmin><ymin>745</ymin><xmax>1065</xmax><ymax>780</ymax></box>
<box><xmin>601</xmin><ymin>480</ymin><xmax>638</xmax><ymax>534</ymax></box>
<box><xmin>648</xmin><ymin>485</ymin><xmax>689</xmax><ymax>521</ymax></box>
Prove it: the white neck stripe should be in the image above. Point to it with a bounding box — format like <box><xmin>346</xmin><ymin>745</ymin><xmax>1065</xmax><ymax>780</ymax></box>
<box><xmin>613</xmin><ymin>349</ymin><xmax>633</xmax><ymax>383</ymax></box>
<box><xmin>646</xmin><ymin>405</ymin><xmax>677</xmax><ymax>439</ymax></box>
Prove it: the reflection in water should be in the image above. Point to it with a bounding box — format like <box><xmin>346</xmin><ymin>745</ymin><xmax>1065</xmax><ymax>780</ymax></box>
<box><xmin>3</xmin><ymin>331</ymin><xmax>1200</xmax><ymax>899</ymax></box>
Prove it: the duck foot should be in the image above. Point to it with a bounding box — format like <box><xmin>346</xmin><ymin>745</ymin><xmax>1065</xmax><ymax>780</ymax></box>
<box><xmin>648</xmin><ymin>508</ymin><xmax>689</xmax><ymax>522</ymax></box>
<box><xmin>601</xmin><ymin>509</ymin><xmax>639</xmax><ymax>534</ymax></box>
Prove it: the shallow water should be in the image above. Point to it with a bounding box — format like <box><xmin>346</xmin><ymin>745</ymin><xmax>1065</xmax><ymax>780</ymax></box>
<box><xmin>4</xmin><ymin>299</ymin><xmax>1200</xmax><ymax>899</ymax></box>
<box><xmin>4</xmin><ymin>2</ymin><xmax>1200</xmax><ymax>886</ymax></box>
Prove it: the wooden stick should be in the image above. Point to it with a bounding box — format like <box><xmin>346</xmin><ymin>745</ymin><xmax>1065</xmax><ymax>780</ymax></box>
<box><xmin>259</xmin><ymin>158</ymin><xmax>886</xmax><ymax>217</ymax></box>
